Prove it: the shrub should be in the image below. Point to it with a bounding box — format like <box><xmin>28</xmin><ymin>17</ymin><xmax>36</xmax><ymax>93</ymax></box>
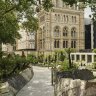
<box><xmin>27</xmin><ymin>54</ymin><xmax>38</xmax><ymax>64</ymax></box>
<box><xmin>57</xmin><ymin>59</ymin><xmax>78</xmax><ymax>72</ymax></box>
<box><xmin>0</xmin><ymin>54</ymin><xmax>29</xmax><ymax>81</ymax></box>
<box><xmin>93</xmin><ymin>62</ymin><xmax>96</xmax><ymax>69</ymax></box>
<box><xmin>58</xmin><ymin>59</ymin><xmax>69</xmax><ymax>71</ymax></box>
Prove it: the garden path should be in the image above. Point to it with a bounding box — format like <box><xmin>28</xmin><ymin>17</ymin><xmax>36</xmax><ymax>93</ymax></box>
<box><xmin>16</xmin><ymin>66</ymin><xmax>54</xmax><ymax>96</ymax></box>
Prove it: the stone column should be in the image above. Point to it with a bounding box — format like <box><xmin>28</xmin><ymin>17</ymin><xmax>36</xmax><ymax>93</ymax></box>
<box><xmin>85</xmin><ymin>54</ymin><xmax>87</xmax><ymax>64</ymax></box>
<box><xmin>74</xmin><ymin>54</ymin><xmax>76</xmax><ymax>62</ymax></box>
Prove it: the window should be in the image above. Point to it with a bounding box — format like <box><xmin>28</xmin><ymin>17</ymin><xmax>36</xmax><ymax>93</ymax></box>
<box><xmin>54</xmin><ymin>26</ymin><xmax>60</xmax><ymax>37</ymax></box>
<box><xmin>74</xmin><ymin>16</ymin><xmax>76</xmax><ymax>23</ymax></box>
<box><xmin>55</xmin><ymin>14</ymin><xmax>57</xmax><ymax>21</ymax></box>
<box><xmin>63</xmin><ymin>40</ymin><xmax>68</xmax><ymax>48</ymax></box>
<box><xmin>63</xmin><ymin>27</ymin><xmax>68</xmax><ymax>36</ymax></box>
<box><xmin>71</xmin><ymin>27</ymin><xmax>76</xmax><ymax>38</ymax></box>
<box><xmin>64</xmin><ymin>15</ymin><xmax>65</xmax><ymax>22</ymax></box>
<box><xmin>72</xmin><ymin>16</ymin><xmax>74</xmax><ymax>22</ymax></box>
<box><xmin>71</xmin><ymin>55</ymin><xmax>74</xmax><ymax>60</ymax></box>
<box><xmin>58</xmin><ymin>14</ymin><xmax>60</xmax><ymax>22</ymax></box>
<box><xmin>76</xmin><ymin>55</ymin><xmax>80</xmax><ymax>61</ymax></box>
<box><xmin>72</xmin><ymin>16</ymin><xmax>76</xmax><ymax>23</ymax></box>
<box><xmin>54</xmin><ymin>40</ymin><xmax>60</xmax><ymax>48</ymax></box>
<box><xmin>82</xmin><ymin>55</ymin><xmax>85</xmax><ymax>61</ymax></box>
<box><xmin>87</xmin><ymin>55</ymin><xmax>92</xmax><ymax>63</ymax></box>
<box><xmin>66</xmin><ymin>16</ymin><xmax>68</xmax><ymax>22</ymax></box>
<box><xmin>71</xmin><ymin>40</ymin><xmax>76</xmax><ymax>48</ymax></box>
<box><xmin>56</xmin><ymin>0</ymin><xmax>59</xmax><ymax>7</ymax></box>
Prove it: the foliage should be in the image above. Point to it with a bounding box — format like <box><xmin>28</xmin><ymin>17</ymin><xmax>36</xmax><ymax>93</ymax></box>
<box><xmin>37</xmin><ymin>54</ymin><xmax>44</xmax><ymax>63</ymax></box>
<box><xmin>62</xmin><ymin>0</ymin><xmax>96</xmax><ymax>20</ymax></box>
<box><xmin>54</xmin><ymin>50</ymin><xmax>65</xmax><ymax>62</ymax></box>
<box><xmin>0</xmin><ymin>0</ymin><xmax>96</xmax><ymax>47</ymax></box>
<box><xmin>27</xmin><ymin>54</ymin><xmax>38</xmax><ymax>64</ymax></box>
<box><xmin>58</xmin><ymin>59</ymin><xmax>78</xmax><ymax>72</ymax></box>
<box><xmin>92</xmin><ymin>49</ymin><xmax>96</xmax><ymax>53</ymax></box>
<box><xmin>58</xmin><ymin>51</ymin><xmax>65</xmax><ymax>62</ymax></box>
<box><xmin>59</xmin><ymin>59</ymin><xmax>69</xmax><ymax>71</ymax></box>
<box><xmin>93</xmin><ymin>62</ymin><xmax>96</xmax><ymax>69</ymax></box>
<box><xmin>0</xmin><ymin>54</ymin><xmax>29</xmax><ymax>81</ymax></box>
<box><xmin>0</xmin><ymin>0</ymin><xmax>54</xmax><ymax>54</ymax></box>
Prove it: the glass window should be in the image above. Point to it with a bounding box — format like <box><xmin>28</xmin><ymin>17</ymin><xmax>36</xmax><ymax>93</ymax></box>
<box><xmin>76</xmin><ymin>55</ymin><xmax>80</xmax><ymax>61</ymax></box>
<box><xmin>54</xmin><ymin>40</ymin><xmax>60</xmax><ymax>48</ymax></box>
<box><xmin>82</xmin><ymin>55</ymin><xmax>85</xmax><ymax>61</ymax></box>
<box><xmin>63</xmin><ymin>40</ymin><xmax>68</xmax><ymax>48</ymax></box>
<box><xmin>54</xmin><ymin>26</ymin><xmax>60</xmax><ymax>37</ymax></box>
<box><xmin>63</xmin><ymin>27</ymin><xmax>68</xmax><ymax>36</ymax></box>
<box><xmin>87</xmin><ymin>55</ymin><xmax>92</xmax><ymax>63</ymax></box>
<box><xmin>71</xmin><ymin>55</ymin><xmax>74</xmax><ymax>60</ymax></box>
<box><xmin>71</xmin><ymin>40</ymin><xmax>76</xmax><ymax>48</ymax></box>
<box><xmin>71</xmin><ymin>27</ymin><xmax>76</xmax><ymax>38</ymax></box>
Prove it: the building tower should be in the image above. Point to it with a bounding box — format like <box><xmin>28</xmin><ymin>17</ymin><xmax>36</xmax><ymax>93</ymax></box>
<box><xmin>37</xmin><ymin>0</ymin><xmax>85</xmax><ymax>54</ymax></box>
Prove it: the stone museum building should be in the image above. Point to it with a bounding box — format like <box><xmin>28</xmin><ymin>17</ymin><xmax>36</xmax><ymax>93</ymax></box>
<box><xmin>37</xmin><ymin>0</ymin><xmax>85</xmax><ymax>54</ymax></box>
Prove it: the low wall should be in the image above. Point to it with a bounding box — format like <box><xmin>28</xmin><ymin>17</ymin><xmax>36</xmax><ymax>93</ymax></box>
<box><xmin>54</xmin><ymin>78</ymin><xmax>96</xmax><ymax>96</ymax></box>
<box><xmin>0</xmin><ymin>65</ymin><xmax>34</xmax><ymax>96</ymax></box>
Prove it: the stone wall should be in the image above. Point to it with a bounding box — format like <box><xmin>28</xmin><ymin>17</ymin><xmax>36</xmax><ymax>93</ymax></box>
<box><xmin>54</xmin><ymin>78</ymin><xmax>96</xmax><ymax>96</ymax></box>
<box><xmin>0</xmin><ymin>65</ymin><xmax>34</xmax><ymax>96</ymax></box>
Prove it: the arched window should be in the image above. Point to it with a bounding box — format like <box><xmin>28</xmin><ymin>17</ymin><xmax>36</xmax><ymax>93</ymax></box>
<box><xmin>71</xmin><ymin>27</ymin><xmax>76</xmax><ymax>38</ymax></box>
<box><xmin>63</xmin><ymin>27</ymin><xmax>68</xmax><ymax>36</ymax></box>
<box><xmin>54</xmin><ymin>26</ymin><xmax>60</xmax><ymax>37</ymax></box>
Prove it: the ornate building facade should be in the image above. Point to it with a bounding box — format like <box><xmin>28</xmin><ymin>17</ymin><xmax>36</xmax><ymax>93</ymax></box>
<box><xmin>37</xmin><ymin>0</ymin><xmax>85</xmax><ymax>54</ymax></box>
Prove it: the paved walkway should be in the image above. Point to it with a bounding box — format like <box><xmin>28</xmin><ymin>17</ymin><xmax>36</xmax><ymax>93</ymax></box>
<box><xmin>16</xmin><ymin>66</ymin><xmax>54</xmax><ymax>96</ymax></box>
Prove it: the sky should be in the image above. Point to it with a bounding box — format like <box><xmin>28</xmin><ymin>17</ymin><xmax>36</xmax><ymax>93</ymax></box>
<box><xmin>84</xmin><ymin>7</ymin><xmax>92</xmax><ymax>18</ymax></box>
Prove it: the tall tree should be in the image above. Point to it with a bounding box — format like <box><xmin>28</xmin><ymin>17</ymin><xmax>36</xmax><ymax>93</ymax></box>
<box><xmin>0</xmin><ymin>0</ymin><xmax>53</xmax><ymax>56</ymax></box>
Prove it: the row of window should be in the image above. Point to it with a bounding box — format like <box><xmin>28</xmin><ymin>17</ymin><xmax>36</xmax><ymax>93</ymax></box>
<box><xmin>71</xmin><ymin>55</ymin><xmax>96</xmax><ymax>63</ymax></box>
<box><xmin>55</xmin><ymin>14</ymin><xmax>76</xmax><ymax>23</ymax></box>
<box><xmin>54</xmin><ymin>26</ymin><xmax>76</xmax><ymax>37</ymax></box>
<box><xmin>54</xmin><ymin>40</ymin><xmax>76</xmax><ymax>48</ymax></box>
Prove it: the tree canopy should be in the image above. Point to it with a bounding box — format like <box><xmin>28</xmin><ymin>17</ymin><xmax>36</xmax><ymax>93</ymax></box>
<box><xmin>62</xmin><ymin>0</ymin><xmax>96</xmax><ymax>20</ymax></box>
<box><xmin>0</xmin><ymin>0</ymin><xmax>54</xmax><ymax>45</ymax></box>
<box><xmin>0</xmin><ymin>0</ymin><xmax>96</xmax><ymax>45</ymax></box>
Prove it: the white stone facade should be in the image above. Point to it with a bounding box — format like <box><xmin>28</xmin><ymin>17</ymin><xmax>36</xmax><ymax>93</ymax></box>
<box><xmin>16</xmin><ymin>29</ymin><xmax>36</xmax><ymax>50</ymax></box>
<box><xmin>71</xmin><ymin>52</ymin><xmax>96</xmax><ymax>65</ymax></box>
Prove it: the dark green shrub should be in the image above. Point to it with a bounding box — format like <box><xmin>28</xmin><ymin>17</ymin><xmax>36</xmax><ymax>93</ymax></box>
<box><xmin>0</xmin><ymin>54</ymin><xmax>29</xmax><ymax>81</ymax></box>
<box><xmin>27</xmin><ymin>54</ymin><xmax>38</xmax><ymax>64</ymax></box>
